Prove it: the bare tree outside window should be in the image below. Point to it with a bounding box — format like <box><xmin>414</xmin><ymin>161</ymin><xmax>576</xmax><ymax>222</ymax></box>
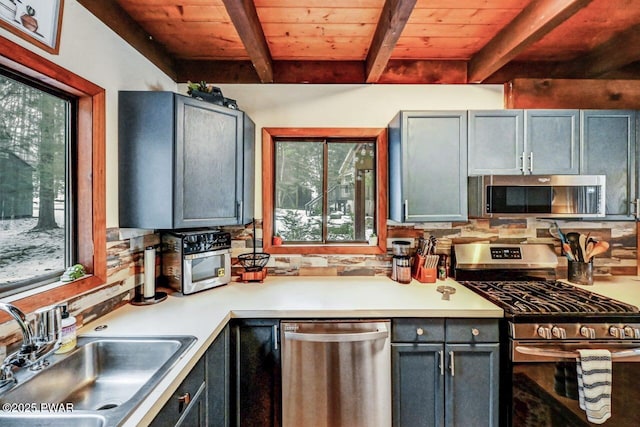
<box><xmin>274</xmin><ymin>139</ymin><xmax>376</xmax><ymax>244</ymax></box>
<box><xmin>0</xmin><ymin>73</ymin><xmax>69</xmax><ymax>291</ymax></box>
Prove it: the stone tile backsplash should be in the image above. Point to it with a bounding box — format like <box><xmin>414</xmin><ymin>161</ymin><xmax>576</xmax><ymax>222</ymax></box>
<box><xmin>227</xmin><ymin>218</ymin><xmax>637</xmax><ymax>278</ymax></box>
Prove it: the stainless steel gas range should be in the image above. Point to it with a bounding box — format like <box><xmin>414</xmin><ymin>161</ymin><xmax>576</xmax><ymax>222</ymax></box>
<box><xmin>453</xmin><ymin>243</ymin><xmax>640</xmax><ymax>427</ymax></box>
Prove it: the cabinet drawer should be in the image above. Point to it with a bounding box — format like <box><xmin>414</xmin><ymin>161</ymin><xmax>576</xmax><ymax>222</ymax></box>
<box><xmin>392</xmin><ymin>318</ymin><xmax>445</xmax><ymax>342</ymax></box>
<box><xmin>446</xmin><ymin>319</ymin><xmax>499</xmax><ymax>343</ymax></box>
<box><xmin>150</xmin><ymin>357</ymin><xmax>206</xmax><ymax>427</ymax></box>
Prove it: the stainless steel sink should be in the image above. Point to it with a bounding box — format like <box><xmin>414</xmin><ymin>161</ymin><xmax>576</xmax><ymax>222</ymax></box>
<box><xmin>0</xmin><ymin>335</ymin><xmax>196</xmax><ymax>426</ymax></box>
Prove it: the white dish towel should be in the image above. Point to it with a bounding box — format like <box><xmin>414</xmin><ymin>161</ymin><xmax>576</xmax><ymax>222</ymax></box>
<box><xmin>576</xmin><ymin>349</ymin><xmax>612</xmax><ymax>424</ymax></box>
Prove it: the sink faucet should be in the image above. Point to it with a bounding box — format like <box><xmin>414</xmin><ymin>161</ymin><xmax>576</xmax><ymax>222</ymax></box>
<box><xmin>0</xmin><ymin>302</ymin><xmax>63</xmax><ymax>390</ymax></box>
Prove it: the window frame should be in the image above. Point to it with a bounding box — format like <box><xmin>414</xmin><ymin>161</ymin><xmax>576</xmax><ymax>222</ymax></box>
<box><xmin>0</xmin><ymin>37</ymin><xmax>106</xmax><ymax>312</ymax></box>
<box><xmin>262</xmin><ymin>128</ymin><xmax>387</xmax><ymax>255</ymax></box>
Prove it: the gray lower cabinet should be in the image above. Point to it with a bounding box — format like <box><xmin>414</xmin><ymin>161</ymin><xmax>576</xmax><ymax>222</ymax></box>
<box><xmin>150</xmin><ymin>356</ymin><xmax>206</xmax><ymax>427</ymax></box>
<box><xmin>392</xmin><ymin>318</ymin><xmax>499</xmax><ymax>427</ymax></box>
<box><xmin>207</xmin><ymin>325</ymin><xmax>230</xmax><ymax>427</ymax></box>
<box><xmin>150</xmin><ymin>325</ymin><xmax>230</xmax><ymax>427</ymax></box>
<box><xmin>118</xmin><ymin>91</ymin><xmax>255</xmax><ymax>229</ymax></box>
<box><xmin>230</xmin><ymin>319</ymin><xmax>281</xmax><ymax>427</ymax></box>
<box><xmin>388</xmin><ymin>111</ymin><xmax>468</xmax><ymax>222</ymax></box>
<box><xmin>468</xmin><ymin>109</ymin><xmax>580</xmax><ymax>175</ymax></box>
<box><xmin>581</xmin><ymin>110</ymin><xmax>637</xmax><ymax>219</ymax></box>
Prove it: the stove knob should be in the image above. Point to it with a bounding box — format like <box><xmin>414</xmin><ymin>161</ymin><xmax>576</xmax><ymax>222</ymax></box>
<box><xmin>551</xmin><ymin>326</ymin><xmax>566</xmax><ymax>339</ymax></box>
<box><xmin>623</xmin><ymin>326</ymin><xmax>640</xmax><ymax>339</ymax></box>
<box><xmin>580</xmin><ymin>326</ymin><xmax>596</xmax><ymax>339</ymax></box>
<box><xmin>609</xmin><ymin>326</ymin><xmax>625</xmax><ymax>339</ymax></box>
<box><xmin>537</xmin><ymin>326</ymin><xmax>552</xmax><ymax>339</ymax></box>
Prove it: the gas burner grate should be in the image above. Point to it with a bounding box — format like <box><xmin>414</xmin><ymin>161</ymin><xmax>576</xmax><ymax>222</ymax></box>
<box><xmin>461</xmin><ymin>280</ymin><xmax>639</xmax><ymax>315</ymax></box>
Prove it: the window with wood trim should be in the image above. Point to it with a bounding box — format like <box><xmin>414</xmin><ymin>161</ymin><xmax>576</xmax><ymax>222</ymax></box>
<box><xmin>0</xmin><ymin>38</ymin><xmax>105</xmax><ymax>307</ymax></box>
<box><xmin>262</xmin><ymin>128</ymin><xmax>387</xmax><ymax>255</ymax></box>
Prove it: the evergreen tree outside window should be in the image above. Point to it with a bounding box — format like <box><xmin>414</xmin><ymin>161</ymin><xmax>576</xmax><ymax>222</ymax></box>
<box><xmin>0</xmin><ymin>70</ymin><xmax>73</xmax><ymax>294</ymax></box>
<box><xmin>273</xmin><ymin>138</ymin><xmax>376</xmax><ymax>244</ymax></box>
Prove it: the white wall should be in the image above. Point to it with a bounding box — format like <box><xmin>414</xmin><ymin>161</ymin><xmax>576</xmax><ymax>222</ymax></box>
<box><xmin>0</xmin><ymin>0</ymin><xmax>176</xmax><ymax>227</ymax></box>
<box><xmin>2</xmin><ymin>0</ymin><xmax>504</xmax><ymax>226</ymax></box>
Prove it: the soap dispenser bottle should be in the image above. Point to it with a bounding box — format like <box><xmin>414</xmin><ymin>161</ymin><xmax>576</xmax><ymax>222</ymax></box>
<box><xmin>55</xmin><ymin>305</ymin><xmax>77</xmax><ymax>354</ymax></box>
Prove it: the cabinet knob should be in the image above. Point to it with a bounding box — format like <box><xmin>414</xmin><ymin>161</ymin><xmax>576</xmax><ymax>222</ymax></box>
<box><xmin>471</xmin><ymin>328</ymin><xmax>480</xmax><ymax>337</ymax></box>
<box><xmin>178</xmin><ymin>392</ymin><xmax>191</xmax><ymax>413</ymax></box>
<box><xmin>416</xmin><ymin>327</ymin><xmax>424</xmax><ymax>336</ymax></box>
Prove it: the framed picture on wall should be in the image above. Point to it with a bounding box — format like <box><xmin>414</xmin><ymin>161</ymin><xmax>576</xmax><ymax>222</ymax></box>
<box><xmin>0</xmin><ymin>0</ymin><xmax>64</xmax><ymax>54</ymax></box>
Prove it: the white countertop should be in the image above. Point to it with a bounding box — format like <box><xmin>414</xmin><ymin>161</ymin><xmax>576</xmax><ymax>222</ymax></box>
<box><xmin>76</xmin><ymin>274</ymin><xmax>640</xmax><ymax>426</ymax></box>
<box><xmin>78</xmin><ymin>276</ymin><xmax>501</xmax><ymax>426</ymax></box>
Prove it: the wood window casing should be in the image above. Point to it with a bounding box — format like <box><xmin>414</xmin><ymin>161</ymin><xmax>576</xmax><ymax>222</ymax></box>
<box><xmin>0</xmin><ymin>38</ymin><xmax>106</xmax><ymax>315</ymax></box>
<box><xmin>262</xmin><ymin>128</ymin><xmax>387</xmax><ymax>255</ymax></box>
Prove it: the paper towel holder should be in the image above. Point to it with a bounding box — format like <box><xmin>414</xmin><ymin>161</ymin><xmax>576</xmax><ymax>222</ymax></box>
<box><xmin>131</xmin><ymin>245</ymin><xmax>167</xmax><ymax>306</ymax></box>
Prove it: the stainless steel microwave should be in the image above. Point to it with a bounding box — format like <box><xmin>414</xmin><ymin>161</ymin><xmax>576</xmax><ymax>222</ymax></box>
<box><xmin>468</xmin><ymin>175</ymin><xmax>606</xmax><ymax>218</ymax></box>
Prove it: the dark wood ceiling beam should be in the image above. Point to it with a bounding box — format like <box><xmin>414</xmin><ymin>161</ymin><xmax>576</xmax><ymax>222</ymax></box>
<box><xmin>176</xmin><ymin>60</ymin><xmax>261</xmax><ymax>84</ymax></box>
<box><xmin>176</xmin><ymin>60</ymin><xmax>469</xmax><ymax>84</ymax></box>
<box><xmin>505</xmin><ymin>78</ymin><xmax>640</xmax><ymax>109</ymax></box>
<box><xmin>379</xmin><ymin>60</ymin><xmax>467</xmax><ymax>84</ymax></box>
<box><xmin>467</xmin><ymin>0</ymin><xmax>592</xmax><ymax>83</ymax></box>
<box><xmin>365</xmin><ymin>0</ymin><xmax>417</xmax><ymax>83</ymax></box>
<box><xmin>76</xmin><ymin>0</ymin><xmax>176</xmax><ymax>79</ymax></box>
<box><xmin>563</xmin><ymin>24</ymin><xmax>640</xmax><ymax>77</ymax></box>
<box><xmin>221</xmin><ymin>0</ymin><xmax>273</xmax><ymax>83</ymax></box>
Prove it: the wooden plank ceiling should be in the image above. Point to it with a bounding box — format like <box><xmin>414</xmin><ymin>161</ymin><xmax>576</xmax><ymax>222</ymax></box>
<box><xmin>77</xmin><ymin>0</ymin><xmax>640</xmax><ymax>84</ymax></box>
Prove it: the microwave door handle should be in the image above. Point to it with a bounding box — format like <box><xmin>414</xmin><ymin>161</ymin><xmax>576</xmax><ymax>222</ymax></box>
<box><xmin>515</xmin><ymin>345</ymin><xmax>640</xmax><ymax>360</ymax></box>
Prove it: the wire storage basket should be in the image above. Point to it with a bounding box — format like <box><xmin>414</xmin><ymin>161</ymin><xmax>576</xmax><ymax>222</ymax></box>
<box><xmin>238</xmin><ymin>252</ymin><xmax>270</xmax><ymax>272</ymax></box>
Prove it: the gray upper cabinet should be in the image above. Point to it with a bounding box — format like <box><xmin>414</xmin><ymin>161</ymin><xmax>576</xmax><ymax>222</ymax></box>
<box><xmin>119</xmin><ymin>91</ymin><xmax>254</xmax><ymax>229</ymax></box>
<box><xmin>389</xmin><ymin>111</ymin><xmax>468</xmax><ymax>222</ymax></box>
<box><xmin>468</xmin><ymin>110</ymin><xmax>580</xmax><ymax>175</ymax></box>
<box><xmin>468</xmin><ymin>110</ymin><xmax>524</xmax><ymax>175</ymax></box>
<box><xmin>525</xmin><ymin>110</ymin><xmax>580</xmax><ymax>175</ymax></box>
<box><xmin>581</xmin><ymin>110</ymin><xmax>637</xmax><ymax>219</ymax></box>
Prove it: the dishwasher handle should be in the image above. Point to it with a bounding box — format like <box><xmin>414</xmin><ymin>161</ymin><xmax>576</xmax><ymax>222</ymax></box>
<box><xmin>284</xmin><ymin>325</ymin><xmax>389</xmax><ymax>343</ymax></box>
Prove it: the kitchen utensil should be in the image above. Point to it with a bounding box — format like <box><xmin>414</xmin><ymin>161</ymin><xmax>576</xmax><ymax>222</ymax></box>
<box><xmin>550</xmin><ymin>221</ymin><xmax>567</xmax><ymax>243</ymax></box>
<box><xmin>565</xmin><ymin>232</ymin><xmax>583</xmax><ymax>262</ymax></box>
<box><xmin>579</xmin><ymin>234</ymin><xmax>587</xmax><ymax>260</ymax></box>
<box><xmin>586</xmin><ymin>240</ymin><xmax>609</xmax><ymax>262</ymax></box>
<box><xmin>562</xmin><ymin>242</ymin><xmax>575</xmax><ymax>261</ymax></box>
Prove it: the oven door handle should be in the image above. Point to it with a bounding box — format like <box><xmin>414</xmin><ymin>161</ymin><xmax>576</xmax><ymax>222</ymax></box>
<box><xmin>515</xmin><ymin>345</ymin><xmax>640</xmax><ymax>360</ymax></box>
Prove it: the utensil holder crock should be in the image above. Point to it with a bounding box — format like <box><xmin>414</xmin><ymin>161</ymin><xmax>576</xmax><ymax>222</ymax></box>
<box><xmin>568</xmin><ymin>260</ymin><xmax>593</xmax><ymax>286</ymax></box>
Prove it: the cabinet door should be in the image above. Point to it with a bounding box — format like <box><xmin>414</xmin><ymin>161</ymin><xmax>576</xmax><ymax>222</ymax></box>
<box><xmin>150</xmin><ymin>357</ymin><xmax>206</xmax><ymax>427</ymax></box>
<box><xmin>231</xmin><ymin>319</ymin><xmax>281</xmax><ymax>427</ymax></box>
<box><xmin>581</xmin><ymin>110</ymin><xmax>637</xmax><ymax>219</ymax></box>
<box><xmin>176</xmin><ymin>382</ymin><xmax>207</xmax><ymax>427</ymax></box>
<box><xmin>468</xmin><ymin>110</ymin><xmax>524</xmax><ymax>175</ymax></box>
<box><xmin>207</xmin><ymin>325</ymin><xmax>230</xmax><ymax>427</ymax></box>
<box><xmin>526</xmin><ymin>110</ymin><xmax>580</xmax><ymax>175</ymax></box>
<box><xmin>390</xmin><ymin>111</ymin><xmax>467</xmax><ymax>222</ymax></box>
<box><xmin>392</xmin><ymin>343</ymin><xmax>444</xmax><ymax>427</ymax></box>
<box><xmin>175</xmin><ymin>96</ymin><xmax>243</xmax><ymax>228</ymax></box>
<box><xmin>444</xmin><ymin>343</ymin><xmax>499</xmax><ymax>427</ymax></box>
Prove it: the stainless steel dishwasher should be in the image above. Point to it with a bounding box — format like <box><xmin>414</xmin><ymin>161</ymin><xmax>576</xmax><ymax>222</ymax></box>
<box><xmin>281</xmin><ymin>319</ymin><xmax>391</xmax><ymax>427</ymax></box>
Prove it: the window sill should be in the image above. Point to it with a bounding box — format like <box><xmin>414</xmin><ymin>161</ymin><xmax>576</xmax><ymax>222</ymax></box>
<box><xmin>266</xmin><ymin>243</ymin><xmax>386</xmax><ymax>255</ymax></box>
